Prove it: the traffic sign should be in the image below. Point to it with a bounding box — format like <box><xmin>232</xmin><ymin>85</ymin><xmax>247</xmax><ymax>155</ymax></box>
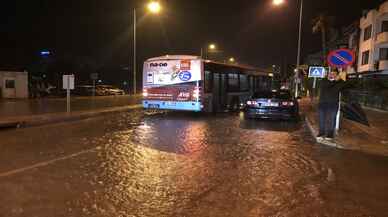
<box><xmin>63</xmin><ymin>74</ymin><xmax>75</xmax><ymax>90</ymax></box>
<box><xmin>308</xmin><ymin>66</ymin><xmax>326</xmax><ymax>78</ymax></box>
<box><xmin>62</xmin><ymin>74</ymin><xmax>75</xmax><ymax>113</ymax></box>
<box><xmin>327</xmin><ymin>49</ymin><xmax>355</xmax><ymax>68</ymax></box>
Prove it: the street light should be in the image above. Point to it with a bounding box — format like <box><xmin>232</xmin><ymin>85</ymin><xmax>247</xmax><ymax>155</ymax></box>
<box><xmin>272</xmin><ymin>0</ymin><xmax>303</xmax><ymax>97</ymax></box>
<box><xmin>209</xmin><ymin>44</ymin><xmax>216</xmax><ymax>50</ymax></box>
<box><xmin>201</xmin><ymin>43</ymin><xmax>217</xmax><ymax>59</ymax></box>
<box><xmin>273</xmin><ymin>0</ymin><xmax>284</xmax><ymax>6</ymax></box>
<box><xmin>229</xmin><ymin>57</ymin><xmax>235</xmax><ymax>63</ymax></box>
<box><xmin>147</xmin><ymin>1</ymin><xmax>161</xmax><ymax>13</ymax></box>
<box><xmin>132</xmin><ymin>1</ymin><xmax>162</xmax><ymax>95</ymax></box>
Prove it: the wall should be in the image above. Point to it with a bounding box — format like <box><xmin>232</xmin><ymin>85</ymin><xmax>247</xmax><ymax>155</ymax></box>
<box><xmin>0</xmin><ymin>71</ymin><xmax>29</xmax><ymax>99</ymax></box>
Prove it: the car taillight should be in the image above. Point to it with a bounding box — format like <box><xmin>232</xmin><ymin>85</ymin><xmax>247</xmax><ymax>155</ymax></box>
<box><xmin>247</xmin><ymin>101</ymin><xmax>257</xmax><ymax>106</ymax></box>
<box><xmin>282</xmin><ymin>101</ymin><xmax>294</xmax><ymax>106</ymax></box>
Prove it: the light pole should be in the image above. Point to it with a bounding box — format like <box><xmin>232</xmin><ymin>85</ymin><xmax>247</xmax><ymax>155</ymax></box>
<box><xmin>273</xmin><ymin>0</ymin><xmax>303</xmax><ymax>97</ymax></box>
<box><xmin>295</xmin><ymin>0</ymin><xmax>303</xmax><ymax>98</ymax></box>
<box><xmin>132</xmin><ymin>1</ymin><xmax>161</xmax><ymax>95</ymax></box>
<box><xmin>133</xmin><ymin>8</ymin><xmax>137</xmax><ymax>95</ymax></box>
<box><xmin>201</xmin><ymin>43</ymin><xmax>217</xmax><ymax>59</ymax></box>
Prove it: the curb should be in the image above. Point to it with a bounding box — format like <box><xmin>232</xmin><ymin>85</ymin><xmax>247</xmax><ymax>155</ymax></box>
<box><xmin>304</xmin><ymin>115</ymin><xmax>345</xmax><ymax>149</ymax></box>
<box><xmin>0</xmin><ymin>104</ymin><xmax>142</xmax><ymax>129</ymax></box>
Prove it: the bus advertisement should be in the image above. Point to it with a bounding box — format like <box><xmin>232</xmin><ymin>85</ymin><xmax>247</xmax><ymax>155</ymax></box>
<box><xmin>142</xmin><ymin>55</ymin><xmax>272</xmax><ymax>113</ymax></box>
<box><xmin>142</xmin><ymin>56</ymin><xmax>203</xmax><ymax>111</ymax></box>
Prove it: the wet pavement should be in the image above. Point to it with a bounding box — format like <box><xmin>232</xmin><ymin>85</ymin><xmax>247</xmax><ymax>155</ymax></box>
<box><xmin>0</xmin><ymin>95</ymin><xmax>140</xmax><ymax>118</ymax></box>
<box><xmin>1</xmin><ymin>110</ymin><xmax>388</xmax><ymax>217</ymax></box>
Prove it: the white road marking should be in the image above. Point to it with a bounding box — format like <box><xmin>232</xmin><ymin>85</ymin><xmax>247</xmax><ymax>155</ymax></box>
<box><xmin>0</xmin><ymin>147</ymin><xmax>101</xmax><ymax>178</ymax></box>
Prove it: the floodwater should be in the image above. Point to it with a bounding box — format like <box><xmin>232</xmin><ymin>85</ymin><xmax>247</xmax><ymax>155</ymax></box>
<box><xmin>0</xmin><ymin>109</ymin><xmax>388</xmax><ymax>217</ymax></box>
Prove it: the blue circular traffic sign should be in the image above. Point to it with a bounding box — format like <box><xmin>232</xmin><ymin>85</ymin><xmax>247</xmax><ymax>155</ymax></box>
<box><xmin>327</xmin><ymin>49</ymin><xmax>355</xmax><ymax>68</ymax></box>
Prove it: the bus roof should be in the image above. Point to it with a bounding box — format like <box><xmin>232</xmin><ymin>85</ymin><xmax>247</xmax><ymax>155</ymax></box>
<box><xmin>145</xmin><ymin>55</ymin><xmax>201</xmax><ymax>61</ymax></box>
<box><xmin>145</xmin><ymin>55</ymin><xmax>272</xmax><ymax>76</ymax></box>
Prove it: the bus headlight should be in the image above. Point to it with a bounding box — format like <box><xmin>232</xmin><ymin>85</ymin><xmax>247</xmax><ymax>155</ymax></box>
<box><xmin>142</xmin><ymin>90</ymin><xmax>148</xmax><ymax>97</ymax></box>
<box><xmin>192</xmin><ymin>88</ymin><xmax>200</xmax><ymax>98</ymax></box>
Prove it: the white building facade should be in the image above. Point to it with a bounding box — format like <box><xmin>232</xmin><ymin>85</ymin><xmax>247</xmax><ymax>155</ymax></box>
<box><xmin>358</xmin><ymin>1</ymin><xmax>388</xmax><ymax>74</ymax></box>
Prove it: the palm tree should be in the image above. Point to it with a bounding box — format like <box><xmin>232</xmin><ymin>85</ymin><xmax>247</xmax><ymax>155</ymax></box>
<box><xmin>312</xmin><ymin>14</ymin><xmax>335</xmax><ymax>65</ymax></box>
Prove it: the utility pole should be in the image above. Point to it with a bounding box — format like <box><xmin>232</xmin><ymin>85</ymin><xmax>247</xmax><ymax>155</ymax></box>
<box><xmin>133</xmin><ymin>8</ymin><xmax>137</xmax><ymax>95</ymax></box>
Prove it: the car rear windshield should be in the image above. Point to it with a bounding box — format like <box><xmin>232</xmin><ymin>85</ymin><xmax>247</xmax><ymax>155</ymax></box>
<box><xmin>253</xmin><ymin>91</ymin><xmax>292</xmax><ymax>100</ymax></box>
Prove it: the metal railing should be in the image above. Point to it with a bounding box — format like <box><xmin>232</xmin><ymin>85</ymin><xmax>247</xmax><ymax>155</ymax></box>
<box><xmin>342</xmin><ymin>90</ymin><xmax>388</xmax><ymax>111</ymax></box>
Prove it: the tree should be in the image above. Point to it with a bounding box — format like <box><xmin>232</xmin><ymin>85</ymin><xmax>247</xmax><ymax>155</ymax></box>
<box><xmin>312</xmin><ymin>14</ymin><xmax>335</xmax><ymax>65</ymax></box>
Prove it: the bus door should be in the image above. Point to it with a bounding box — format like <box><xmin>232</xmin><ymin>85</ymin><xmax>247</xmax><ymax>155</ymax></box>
<box><xmin>212</xmin><ymin>73</ymin><xmax>227</xmax><ymax>112</ymax></box>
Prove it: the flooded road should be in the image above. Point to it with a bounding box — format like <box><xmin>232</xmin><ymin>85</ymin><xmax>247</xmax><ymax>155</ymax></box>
<box><xmin>1</xmin><ymin>109</ymin><xmax>388</xmax><ymax>217</ymax></box>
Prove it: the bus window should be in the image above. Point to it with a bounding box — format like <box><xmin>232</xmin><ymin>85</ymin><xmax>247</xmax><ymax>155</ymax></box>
<box><xmin>204</xmin><ymin>70</ymin><xmax>213</xmax><ymax>93</ymax></box>
<box><xmin>240</xmin><ymin>74</ymin><xmax>249</xmax><ymax>92</ymax></box>
<box><xmin>228</xmin><ymin>73</ymin><xmax>239</xmax><ymax>92</ymax></box>
<box><xmin>256</xmin><ymin>76</ymin><xmax>264</xmax><ymax>91</ymax></box>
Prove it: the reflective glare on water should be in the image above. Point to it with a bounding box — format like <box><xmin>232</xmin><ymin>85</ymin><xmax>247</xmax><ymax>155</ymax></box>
<box><xmin>1</xmin><ymin>110</ymin><xmax>388</xmax><ymax>217</ymax></box>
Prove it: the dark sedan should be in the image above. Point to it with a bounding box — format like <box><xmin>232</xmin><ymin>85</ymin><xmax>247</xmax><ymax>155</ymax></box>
<box><xmin>244</xmin><ymin>90</ymin><xmax>299</xmax><ymax>120</ymax></box>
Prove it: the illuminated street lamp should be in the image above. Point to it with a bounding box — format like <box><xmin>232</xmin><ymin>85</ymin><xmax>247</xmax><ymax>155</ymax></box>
<box><xmin>229</xmin><ymin>57</ymin><xmax>235</xmax><ymax>63</ymax></box>
<box><xmin>272</xmin><ymin>0</ymin><xmax>303</xmax><ymax>97</ymax></box>
<box><xmin>201</xmin><ymin>43</ymin><xmax>218</xmax><ymax>59</ymax></box>
<box><xmin>147</xmin><ymin>1</ymin><xmax>161</xmax><ymax>13</ymax></box>
<box><xmin>272</xmin><ymin>0</ymin><xmax>284</xmax><ymax>6</ymax></box>
<box><xmin>132</xmin><ymin>1</ymin><xmax>162</xmax><ymax>94</ymax></box>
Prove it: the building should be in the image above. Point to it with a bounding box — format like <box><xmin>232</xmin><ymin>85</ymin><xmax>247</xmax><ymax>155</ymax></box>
<box><xmin>304</xmin><ymin>21</ymin><xmax>359</xmax><ymax>68</ymax></box>
<box><xmin>0</xmin><ymin>71</ymin><xmax>29</xmax><ymax>99</ymax></box>
<box><xmin>358</xmin><ymin>1</ymin><xmax>388</xmax><ymax>74</ymax></box>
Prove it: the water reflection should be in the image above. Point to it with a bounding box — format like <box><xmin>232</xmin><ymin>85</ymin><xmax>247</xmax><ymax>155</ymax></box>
<box><xmin>61</xmin><ymin>110</ymin><xmax>388</xmax><ymax>217</ymax></box>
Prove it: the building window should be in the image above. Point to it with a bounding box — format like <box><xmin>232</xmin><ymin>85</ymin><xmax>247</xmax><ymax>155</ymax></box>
<box><xmin>364</xmin><ymin>25</ymin><xmax>372</xmax><ymax>41</ymax></box>
<box><xmin>362</xmin><ymin>50</ymin><xmax>370</xmax><ymax>65</ymax></box>
<box><xmin>382</xmin><ymin>21</ymin><xmax>388</xmax><ymax>33</ymax></box>
<box><xmin>5</xmin><ymin>80</ymin><xmax>15</xmax><ymax>89</ymax></box>
<box><xmin>380</xmin><ymin>48</ymin><xmax>388</xmax><ymax>60</ymax></box>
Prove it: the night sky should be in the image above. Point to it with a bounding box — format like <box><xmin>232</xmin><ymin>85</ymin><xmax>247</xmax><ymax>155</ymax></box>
<box><xmin>0</xmin><ymin>0</ymin><xmax>386</xmax><ymax>75</ymax></box>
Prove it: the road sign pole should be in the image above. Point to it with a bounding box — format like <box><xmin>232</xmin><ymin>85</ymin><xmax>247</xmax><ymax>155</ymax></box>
<box><xmin>67</xmin><ymin>75</ymin><xmax>71</xmax><ymax>114</ymax></box>
<box><xmin>313</xmin><ymin>77</ymin><xmax>317</xmax><ymax>89</ymax></box>
<box><xmin>335</xmin><ymin>92</ymin><xmax>341</xmax><ymax>133</ymax></box>
<box><xmin>93</xmin><ymin>79</ymin><xmax>96</xmax><ymax>97</ymax></box>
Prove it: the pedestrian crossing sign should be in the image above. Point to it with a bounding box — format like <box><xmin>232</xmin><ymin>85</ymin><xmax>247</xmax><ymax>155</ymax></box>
<box><xmin>308</xmin><ymin>66</ymin><xmax>326</xmax><ymax>78</ymax></box>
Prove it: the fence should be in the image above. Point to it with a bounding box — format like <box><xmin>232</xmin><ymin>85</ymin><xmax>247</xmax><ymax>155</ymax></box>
<box><xmin>343</xmin><ymin>90</ymin><xmax>388</xmax><ymax>111</ymax></box>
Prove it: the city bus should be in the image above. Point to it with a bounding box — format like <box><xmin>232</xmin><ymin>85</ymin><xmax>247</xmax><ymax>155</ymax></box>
<box><xmin>142</xmin><ymin>55</ymin><xmax>272</xmax><ymax>112</ymax></box>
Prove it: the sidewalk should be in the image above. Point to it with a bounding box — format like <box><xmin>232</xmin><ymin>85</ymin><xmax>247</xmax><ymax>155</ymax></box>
<box><xmin>0</xmin><ymin>95</ymin><xmax>142</xmax><ymax>128</ymax></box>
<box><xmin>302</xmin><ymin>98</ymin><xmax>388</xmax><ymax>157</ymax></box>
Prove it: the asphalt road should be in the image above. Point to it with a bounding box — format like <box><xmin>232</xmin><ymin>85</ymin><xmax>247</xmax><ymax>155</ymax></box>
<box><xmin>1</xmin><ymin>109</ymin><xmax>388</xmax><ymax>217</ymax></box>
<box><xmin>0</xmin><ymin>95</ymin><xmax>141</xmax><ymax>117</ymax></box>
